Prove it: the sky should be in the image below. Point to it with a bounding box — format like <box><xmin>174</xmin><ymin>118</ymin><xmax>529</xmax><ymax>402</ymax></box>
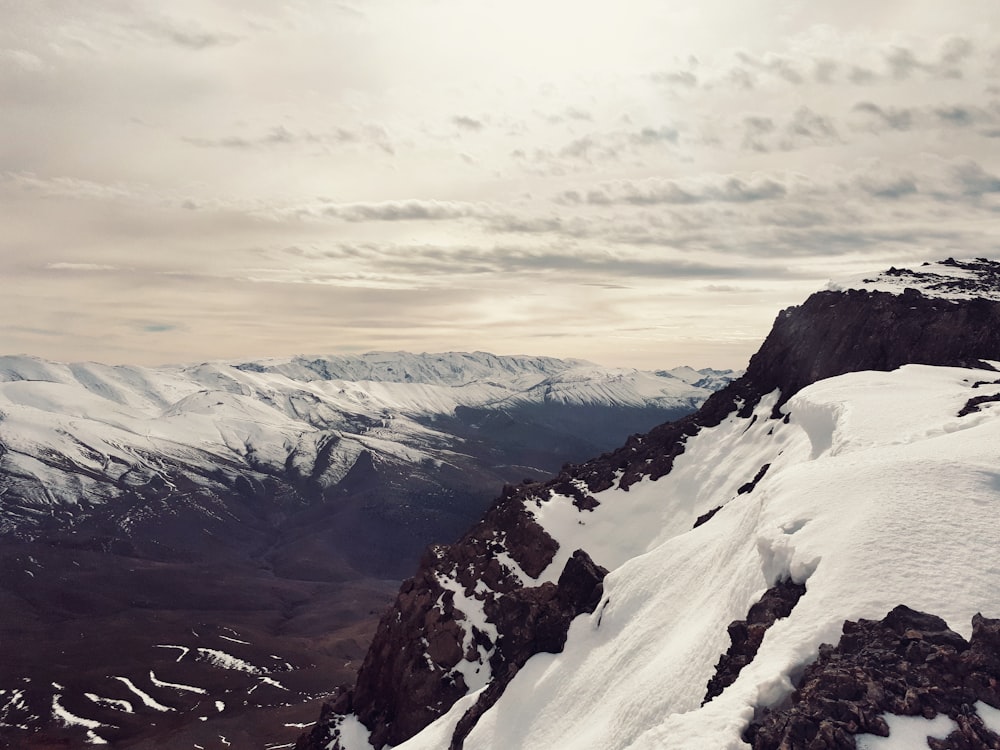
<box><xmin>2</xmin><ymin>1</ymin><xmax>999</xmax><ymax>371</ymax></box>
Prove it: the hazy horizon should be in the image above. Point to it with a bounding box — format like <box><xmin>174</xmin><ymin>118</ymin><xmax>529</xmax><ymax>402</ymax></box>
<box><xmin>3</xmin><ymin>1</ymin><xmax>999</xmax><ymax>370</ymax></box>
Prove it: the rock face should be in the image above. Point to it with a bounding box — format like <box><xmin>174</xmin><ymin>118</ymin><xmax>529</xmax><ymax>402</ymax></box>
<box><xmin>296</xmin><ymin>486</ymin><xmax>607</xmax><ymax>750</ymax></box>
<box><xmin>703</xmin><ymin>579</ymin><xmax>807</xmax><ymax>704</ymax></box>
<box><xmin>744</xmin><ymin>606</ymin><xmax>1000</xmax><ymax>750</ymax></box>
<box><xmin>298</xmin><ymin>259</ymin><xmax>1000</xmax><ymax>750</ymax></box>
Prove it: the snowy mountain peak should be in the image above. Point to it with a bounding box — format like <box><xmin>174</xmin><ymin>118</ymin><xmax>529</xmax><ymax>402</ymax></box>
<box><xmin>827</xmin><ymin>257</ymin><xmax>1000</xmax><ymax>301</ymax></box>
<box><xmin>230</xmin><ymin>351</ymin><xmax>591</xmax><ymax>387</ymax></box>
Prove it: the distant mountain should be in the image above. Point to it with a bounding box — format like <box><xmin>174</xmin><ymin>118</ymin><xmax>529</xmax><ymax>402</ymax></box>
<box><xmin>0</xmin><ymin>351</ymin><xmax>736</xmax><ymax>748</ymax></box>
<box><xmin>298</xmin><ymin>259</ymin><xmax>1000</xmax><ymax>750</ymax></box>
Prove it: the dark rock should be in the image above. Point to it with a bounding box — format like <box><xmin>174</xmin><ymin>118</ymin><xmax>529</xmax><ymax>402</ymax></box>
<box><xmin>745</xmin><ymin>606</ymin><xmax>1000</xmax><ymax>750</ymax></box>
<box><xmin>958</xmin><ymin>393</ymin><xmax>1000</xmax><ymax>417</ymax></box>
<box><xmin>693</xmin><ymin>505</ymin><xmax>724</xmax><ymax>529</ymax></box>
<box><xmin>449</xmin><ymin>550</ymin><xmax>607</xmax><ymax>750</ymax></box>
<box><xmin>704</xmin><ymin>579</ymin><xmax>807</xmax><ymax>704</ymax></box>
<box><xmin>738</xmin><ymin>463</ymin><xmax>772</xmax><ymax>495</ymax></box>
<box><xmin>300</xmin><ymin>489</ymin><xmax>605</xmax><ymax>750</ymax></box>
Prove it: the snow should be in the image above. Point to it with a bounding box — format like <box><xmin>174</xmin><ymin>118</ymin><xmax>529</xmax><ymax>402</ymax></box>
<box><xmin>855</xmin><ymin>713</ymin><xmax>957</xmax><ymax>748</ymax></box>
<box><xmin>524</xmin><ymin>390</ymin><xmax>791</xmax><ymax>583</ymax></box>
<box><xmin>85</xmin><ymin>693</ymin><xmax>134</xmax><ymax>713</ymax></box>
<box><xmin>258</xmin><ymin>676</ymin><xmax>288</xmax><ymax>691</ymax></box>
<box><xmin>977</xmin><ymin>701</ymin><xmax>1000</xmax><ymax>735</ymax></box>
<box><xmin>395</xmin><ymin>363</ymin><xmax>1000</xmax><ymax>750</ymax></box>
<box><xmin>112</xmin><ymin>676</ymin><xmax>173</xmax><ymax>712</ymax></box>
<box><xmin>195</xmin><ymin>647</ymin><xmax>263</xmax><ymax>674</ymax></box>
<box><xmin>827</xmin><ymin>258</ymin><xmax>1000</xmax><ymax>301</ymax></box>
<box><xmin>148</xmin><ymin>670</ymin><xmax>206</xmax><ymax>694</ymax></box>
<box><xmin>155</xmin><ymin>644</ymin><xmax>189</xmax><ymax>662</ymax></box>
<box><xmin>0</xmin><ymin>351</ymin><xmax>726</xmax><ymax>527</ymax></box>
<box><xmin>328</xmin><ymin>713</ymin><xmax>376</xmax><ymax>750</ymax></box>
<box><xmin>52</xmin><ymin>693</ymin><xmax>111</xmax><ymax>744</ymax></box>
<box><xmin>435</xmin><ymin>570</ymin><xmax>499</xmax><ymax>692</ymax></box>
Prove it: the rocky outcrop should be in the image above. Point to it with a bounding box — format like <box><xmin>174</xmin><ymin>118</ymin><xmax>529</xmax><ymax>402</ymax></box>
<box><xmin>704</xmin><ymin>579</ymin><xmax>807</xmax><ymax>704</ymax></box>
<box><xmin>744</xmin><ymin>606</ymin><xmax>1000</xmax><ymax>750</ymax></box>
<box><xmin>447</xmin><ymin>550</ymin><xmax>607</xmax><ymax>750</ymax></box>
<box><xmin>295</xmin><ymin>490</ymin><xmax>606</xmax><ymax>750</ymax></box>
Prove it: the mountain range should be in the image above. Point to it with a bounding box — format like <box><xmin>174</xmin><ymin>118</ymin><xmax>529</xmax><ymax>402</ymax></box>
<box><xmin>0</xmin><ymin>351</ymin><xmax>735</xmax><ymax>748</ymax></box>
<box><xmin>297</xmin><ymin>257</ymin><xmax>1000</xmax><ymax>750</ymax></box>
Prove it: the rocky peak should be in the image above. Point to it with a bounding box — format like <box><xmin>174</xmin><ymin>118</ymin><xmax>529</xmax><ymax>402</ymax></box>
<box><xmin>297</xmin><ymin>260</ymin><xmax>1000</xmax><ymax>750</ymax></box>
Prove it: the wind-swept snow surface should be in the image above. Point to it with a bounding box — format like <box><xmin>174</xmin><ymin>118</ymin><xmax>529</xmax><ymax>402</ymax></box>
<box><xmin>395</xmin><ymin>364</ymin><xmax>1000</xmax><ymax>750</ymax></box>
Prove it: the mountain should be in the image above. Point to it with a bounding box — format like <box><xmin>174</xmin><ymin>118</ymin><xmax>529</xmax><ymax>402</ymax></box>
<box><xmin>298</xmin><ymin>258</ymin><xmax>1000</xmax><ymax>750</ymax></box>
<box><xmin>0</xmin><ymin>351</ymin><xmax>735</xmax><ymax>748</ymax></box>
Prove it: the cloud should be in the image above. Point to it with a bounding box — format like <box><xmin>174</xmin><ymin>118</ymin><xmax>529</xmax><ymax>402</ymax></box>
<box><xmin>128</xmin><ymin>18</ymin><xmax>242</xmax><ymax>50</ymax></box>
<box><xmin>651</xmin><ymin>70</ymin><xmax>698</xmax><ymax>88</ymax></box>
<box><xmin>885</xmin><ymin>46</ymin><xmax>924</xmax><ymax>80</ymax></box>
<box><xmin>848</xmin><ymin>66</ymin><xmax>878</xmax><ymax>85</ymax></box>
<box><xmin>574</xmin><ymin>174</ymin><xmax>788</xmax><ymax>207</ymax></box>
<box><xmin>884</xmin><ymin>38</ymin><xmax>975</xmax><ymax>80</ymax></box>
<box><xmin>0</xmin><ymin>48</ymin><xmax>46</xmax><ymax>72</ymax></box>
<box><xmin>46</xmin><ymin>262</ymin><xmax>120</xmax><ymax>272</ymax></box>
<box><xmin>742</xmin><ymin>116</ymin><xmax>776</xmax><ymax>151</ymax></box>
<box><xmin>851</xmin><ymin>102</ymin><xmax>916</xmax><ymax>131</ymax></box>
<box><xmin>781</xmin><ymin>107</ymin><xmax>839</xmax><ymax>149</ymax></box>
<box><xmin>321</xmin><ymin>199</ymin><xmax>487</xmax><ymax>222</ymax></box>
<box><xmin>281</xmin><ymin>242</ymin><xmax>802</xmax><ymax>282</ymax></box>
<box><xmin>850</xmin><ymin>101</ymin><xmax>998</xmax><ymax>134</ymax></box>
<box><xmin>855</xmin><ymin>173</ymin><xmax>919</xmax><ymax>199</ymax></box>
<box><xmin>184</xmin><ymin>125</ymin><xmax>364</xmax><ymax>150</ymax></box>
<box><xmin>735</xmin><ymin>51</ymin><xmax>805</xmax><ymax>85</ymax></box>
<box><xmin>630</xmin><ymin>126</ymin><xmax>680</xmax><ymax>145</ymax></box>
<box><xmin>952</xmin><ymin>161</ymin><xmax>1000</xmax><ymax>196</ymax></box>
<box><xmin>452</xmin><ymin>116</ymin><xmax>484</xmax><ymax>131</ymax></box>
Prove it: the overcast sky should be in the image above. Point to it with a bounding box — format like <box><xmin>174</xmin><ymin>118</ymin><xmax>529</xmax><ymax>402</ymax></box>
<box><xmin>2</xmin><ymin>1</ymin><xmax>999</xmax><ymax>370</ymax></box>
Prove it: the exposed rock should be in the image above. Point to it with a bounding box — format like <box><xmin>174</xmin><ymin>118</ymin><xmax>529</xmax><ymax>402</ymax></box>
<box><xmin>744</xmin><ymin>606</ymin><xmax>1000</xmax><ymax>750</ymax></box>
<box><xmin>738</xmin><ymin>463</ymin><xmax>772</xmax><ymax>495</ymax></box>
<box><xmin>958</xmin><ymin>393</ymin><xmax>1000</xmax><ymax>417</ymax></box>
<box><xmin>296</xmin><ymin>496</ymin><xmax>605</xmax><ymax>750</ymax></box>
<box><xmin>449</xmin><ymin>550</ymin><xmax>607</xmax><ymax>750</ymax></box>
<box><xmin>704</xmin><ymin>579</ymin><xmax>807</xmax><ymax>704</ymax></box>
<box><xmin>693</xmin><ymin>505</ymin><xmax>723</xmax><ymax>529</ymax></box>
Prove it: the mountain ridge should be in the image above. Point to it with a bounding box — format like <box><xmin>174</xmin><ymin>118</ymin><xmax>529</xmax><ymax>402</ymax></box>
<box><xmin>297</xmin><ymin>258</ymin><xmax>1000</xmax><ymax>750</ymax></box>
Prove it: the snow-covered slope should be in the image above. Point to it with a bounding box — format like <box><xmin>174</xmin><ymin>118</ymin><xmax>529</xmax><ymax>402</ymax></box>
<box><xmin>828</xmin><ymin>256</ymin><xmax>1000</xmax><ymax>301</ymax></box>
<box><xmin>398</xmin><ymin>364</ymin><xmax>1000</xmax><ymax>750</ymax></box>
<box><xmin>300</xmin><ymin>258</ymin><xmax>1000</xmax><ymax>750</ymax></box>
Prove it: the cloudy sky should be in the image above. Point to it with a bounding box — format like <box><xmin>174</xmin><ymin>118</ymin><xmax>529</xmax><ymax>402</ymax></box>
<box><xmin>2</xmin><ymin>1</ymin><xmax>999</xmax><ymax>370</ymax></box>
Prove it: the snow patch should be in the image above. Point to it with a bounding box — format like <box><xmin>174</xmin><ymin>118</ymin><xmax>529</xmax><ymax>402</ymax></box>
<box><xmin>155</xmin><ymin>644</ymin><xmax>189</xmax><ymax>662</ymax></box>
<box><xmin>112</xmin><ymin>677</ymin><xmax>173</xmax><ymax>712</ymax></box>
<box><xmin>977</xmin><ymin>701</ymin><xmax>1000</xmax><ymax>736</ymax></box>
<box><xmin>855</xmin><ymin>712</ymin><xmax>958</xmax><ymax>749</ymax></box>
<box><xmin>196</xmin><ymin>647</ymin><xmax>263</xmax><ymax>674</ymax></box>
<box><xmin>148</xmin><ymin>670</ymin><xmax>206</xmax><ymax>694</ymax></box>
<box><xmin>327</xmin><ymin>712</ymin><xmax>374</xmax><ymax>750</ymax></box>
<box><xmin>435</xmin><ymin>570</ymin><xmax>498</xmax><ymax>692</ymax></box>
<box><xmin>84</xmin><ymin>693</ymin><xmax>134</xmax><ymax>713</ymax></box>
<box><xmin>52</xmin><ymin>693</ymin><xmax>111</xmax><ymax>742</ymax></box>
